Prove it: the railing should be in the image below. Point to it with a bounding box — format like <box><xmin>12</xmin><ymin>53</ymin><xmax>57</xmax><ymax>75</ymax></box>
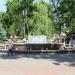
<box><xmin>0</xmin><ymin>43</ymin><xmax>75</xmax><ymax>53</ymax></box>
<box><xmin>0</xmin><ymin>44</ymin><xmax>8</xmax><ymax>52</ymax></box>
<box><xmin>64</xmin><ymin>44</ymin><xmax>75</xmax><ymax>51</ymax></box>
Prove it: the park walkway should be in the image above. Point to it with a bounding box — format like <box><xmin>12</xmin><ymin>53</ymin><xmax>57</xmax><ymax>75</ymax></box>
<box><xmin>0</xmin><ymin>53</ymin><xmax>75</xmax><ymax>75</ymax></box>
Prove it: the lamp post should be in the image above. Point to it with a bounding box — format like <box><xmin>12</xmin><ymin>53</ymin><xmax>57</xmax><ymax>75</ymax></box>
<box><xmin>22</xmin><ymin>10</ymin><xmax>25</xmax><ymax>38</ymax></box>
<box><xmin>61</xmin><ymin>23</ymin><xmax>67</xmax><ymax>46</ymax></box>
<box><xmin>22</xmin><ymin>9</ymin><xmax>28</xmax><ymax>38</ymax></box>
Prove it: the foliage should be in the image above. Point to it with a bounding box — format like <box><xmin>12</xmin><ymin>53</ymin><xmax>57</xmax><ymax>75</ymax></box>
<box><xmin>0</xmin><ymin>11</ymin><xmax>7</xmax><ymax>42</ymax></box>
<box><xmin>0</xmin><ymin>24</ymin><xmax>7</xmax><ymax>41</ymax></box>
<box><xmin>2</xmin><ymin>0</ymin><xmax>34</xmax><ymax>37</ymax></box>
<box><xmin>2</xmin><ymin>0</ymin><xmax>75</xmax><ymax>38</ymax></box>
<box><xmin>29</xmin><ymin>2</ymin><xmax>55</xmax><ymax>36</ymax></box>
<box><xmin>69</xmin><ymin>19</ymin><xmax>75</xmax><ymax>32</ymax></box>
<box><xmin>1</xmin><ymin>0</ymin><xmax>55</xmax><ymax>37</ymax></box>
<box><xmin>50</xmin><ymin>0</ymin><xmax>75</xmax><ymax>33</ymax></box>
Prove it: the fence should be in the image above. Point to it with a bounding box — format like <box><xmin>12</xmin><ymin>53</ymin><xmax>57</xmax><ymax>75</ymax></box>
<box><xmin>0</xmin><ymin>44</ymin><xmax>8</xmax><ymax>52</ymax></box>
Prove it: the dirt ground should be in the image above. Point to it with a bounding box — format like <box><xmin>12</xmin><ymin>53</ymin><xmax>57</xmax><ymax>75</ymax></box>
<box><xmin>0</xmin><ymin>53</ymin><xmax>75</xmax><ymax>75</ymax></box>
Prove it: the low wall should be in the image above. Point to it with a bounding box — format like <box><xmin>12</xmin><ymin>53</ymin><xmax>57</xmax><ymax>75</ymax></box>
<box><xmin>13</xmin><ymin>43</ymin><xmax>62</xmax><ymax>52</ymax></box>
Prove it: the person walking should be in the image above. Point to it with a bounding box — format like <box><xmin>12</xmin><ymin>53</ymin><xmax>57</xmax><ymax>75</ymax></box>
<box><xmin>7</xmin><ymin>36</ymin><xmax>13</xmax><ymax>56</ymax></box>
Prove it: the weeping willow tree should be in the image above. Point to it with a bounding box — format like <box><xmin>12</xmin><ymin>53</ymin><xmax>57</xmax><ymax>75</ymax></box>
<box><xmin>29</xmin><ymin>1</ymin><xmax>55</xmax><ymax>36</ymax></box>
<box><xmin>2</xmin><ymin>0</ymin><xmax>55</xmax><ymax>37</ymax></box>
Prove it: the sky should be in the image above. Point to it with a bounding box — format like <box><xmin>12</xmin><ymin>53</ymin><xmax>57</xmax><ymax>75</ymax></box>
<box><xmin>0</xmin><ymin>0</ymin><xmax>7</xmax><ymax>12</ymax></box>
<box><xmin>0</xmin><ymin>0</ymin><xmax>49</xmax><ymax>12</ymax></box>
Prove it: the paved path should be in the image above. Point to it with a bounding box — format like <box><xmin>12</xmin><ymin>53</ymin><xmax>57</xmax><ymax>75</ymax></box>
<box><xmin>0</xmin><ymin>53</ymin><xmax>75</xmax><ymax>75</ymax></box>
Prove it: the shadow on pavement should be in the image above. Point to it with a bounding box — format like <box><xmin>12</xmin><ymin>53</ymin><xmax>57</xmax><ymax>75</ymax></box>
<box><xmin>0</xmin><ymin>52</ymin><xmax>25</xmax><ymax>59</ymax></box>
<box><xmin>0</xmin><ymin>52</ymin><xmax>75</xmax><ymax>67</ymax></box>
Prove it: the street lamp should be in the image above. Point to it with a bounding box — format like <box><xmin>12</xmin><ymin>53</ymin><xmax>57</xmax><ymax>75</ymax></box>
<box><xmin>22</xmin><ymin>9</ymin><xmax>28</xmax><ymax>38</ymax></box>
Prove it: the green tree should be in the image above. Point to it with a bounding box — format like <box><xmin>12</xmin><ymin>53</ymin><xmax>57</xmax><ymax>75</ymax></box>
<box><xmin>69</xmin><ymin>19</ymin><xmax>75</xmax><ymax>32</ymax></box>
<box><xmin>50</xmin><ymin>0</ymin><xmax>75</xmax><ymax>33</ymax></box>
<box><xmin>2</xmin><ymin>0</ymin><xmax>34</xmax><ymax>37</ymax></box>
<box><xmin>0</xmin><ymin>11</ymin><xmax>7</xmax><ymax>42</ymax></box>
<box><xmin>58</xmin><ymin>0</ymin><xmax>75</xmax><ymax>31</ymax></box>
<box><xmin>29</xmin><ymin>2</ymin><xmax>55</xmax><ymax>36</ymax></box>
<box><xmin>0</xmin><ymin>24</ymin><xmax>7</xmax><ymax>41</ymax></box>
<box><xmin>2</xmin><ymin>0</ymin><xmax>21</xmax><ymax>36</ymax></box>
